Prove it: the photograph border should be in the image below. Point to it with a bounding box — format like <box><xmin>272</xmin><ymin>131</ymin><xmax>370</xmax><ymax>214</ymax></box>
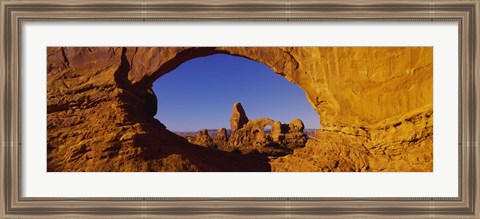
<box><xmin>1</xmin><ymin>0</ymin><xmax>479</xmax><ymax>218</ymax></box>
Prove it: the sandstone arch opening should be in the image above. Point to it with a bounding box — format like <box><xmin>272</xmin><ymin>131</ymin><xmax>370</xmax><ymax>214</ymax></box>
<box><xmin>151</xmin><ymin>54</ymin><xmax>320</xmax><ymax>131</ymax></box>
<box><xmin>151</xmin><ymin>53</ymin><xmax>318</xmax><ymax>156</ymax></box>
<box><xmin>264</xmin><ymin>125</ymin><xmax>272</xmax><ymax>134</ymax></box>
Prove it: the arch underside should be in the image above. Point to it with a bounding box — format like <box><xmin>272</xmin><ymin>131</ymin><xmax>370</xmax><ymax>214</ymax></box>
<box><xmin>46</xmin><ymin>47</ymin><xmax>433</xmax><ymax>172</ymax></box>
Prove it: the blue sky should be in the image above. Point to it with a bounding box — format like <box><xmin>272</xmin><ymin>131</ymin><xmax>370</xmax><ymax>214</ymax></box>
<box><xmin>153</xmin><ymin>54</ymin><xmax>321</xmax><ymax>131</ymax></box>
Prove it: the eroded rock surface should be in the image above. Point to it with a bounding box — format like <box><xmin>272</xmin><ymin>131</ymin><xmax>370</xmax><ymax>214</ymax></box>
<box><xmin>226</xmin><ymin>118</ymin><xmax>308</xmax><ymax>155</ymax></box>
<box><xmin>191</xmin><ymin>103</ymin><xmax>309</xmax><ymax>156</ymax></box>
<box><xmin>193</xmin><ymin>129</ymin><xmax>214</xmax><ymax>147</ymax></box>
<box><xmin>47</xmin><ymin>47</ymin><xmax>433</xmax><ymax>172</ymax></box>
<box><xmin>230</xmin><ymin>102</ymin><xmax>249</xmax><ymax>134</ymax></box>
<box><xmin>225</xmin><ymin>115</ymin><xmax>308</xmax><ymax>155</ymax></box>
<box><xmin>213</xmin><ymin>128</ymin><xmax>228</xmax><ymax>147</ymax></box>
<box><xmin>289</xmin><ymin>119</ymin><xmax>304</xmax><ymax>132</ymax></box>
<box><xmin>271</xmin><ymin>107</ymin><xmax>433</xmax><ymax>172</ymax></box>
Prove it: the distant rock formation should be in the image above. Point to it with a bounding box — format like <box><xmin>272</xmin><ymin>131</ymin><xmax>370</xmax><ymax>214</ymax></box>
<box><xmin>213</xmin><ymin>128</ymin><xmax>228</xmax><ymax>146</ymax></box>
<box><xmin>228</xmin><ymin>118</ymin><xmax>280</xmax><ymax>148</ymax></box>
<box><xmin>227</xmin><ymin>116</ymin><xmax>308</xmax><ymax>155</ymax></box>
<box><xmin>227</xmin><ymin>104</ymin><xmax>308</xmax><ymax>151</ymax></box>
<box><xmin>230</xmin><ymin>102</ymin><xmax>249</xmax><ymax>134</ymax></box>
<box><xmin>193</xmin><ymin>129</ymin><xmax>213</xmax><ymax>147</ymax></box>
<box><xmin>192</xmin><ymin>103</ymin><xmax>309</xmax><ymax>156</ymax></box>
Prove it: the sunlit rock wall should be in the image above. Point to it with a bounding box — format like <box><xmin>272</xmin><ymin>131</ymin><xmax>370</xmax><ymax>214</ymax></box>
<box><xmin>47</xmin><ymin>47</ymin><xmax>432</xmax><ymax>171</ymax></box>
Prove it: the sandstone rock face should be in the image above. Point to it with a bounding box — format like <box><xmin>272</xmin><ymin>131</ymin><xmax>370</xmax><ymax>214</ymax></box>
<box><xmin>283</xmin><ymin>119</ymin><xmax>309</xmax><ymax>150</ymax></box>
<box><xmin>289</xmin><ymin>119</ymin><xmax>304</xmax><ymax>132</ymax></box>
<box><xmin>193</xmin><ymin>129</ymin><xmax>214</xmax><ymax>147</ymax></box>
<box><xmin>230</xmin><ymin>102</ymin><xmax>249</xmax><ymax>134</ymax></box>
<box><xmin>47</xmin><ymin>47</ymin><xmax>433</xmax><ymax>172</ymax></box>
<box><xmin>271</xmin><ymin>107</ymin><xmax>433</xmax><ymax>172</ymax></box>
<box><xmin>214</xmin><ymin>128</ymin><xmax>228</xmax><ymax>146</ymax></box>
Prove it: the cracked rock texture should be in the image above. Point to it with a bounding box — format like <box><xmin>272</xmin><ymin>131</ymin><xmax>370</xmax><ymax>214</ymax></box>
<box><xmin>47</xmin><ymin>47</ymin><xmax>432</xmax><ymax>172</ymax></box>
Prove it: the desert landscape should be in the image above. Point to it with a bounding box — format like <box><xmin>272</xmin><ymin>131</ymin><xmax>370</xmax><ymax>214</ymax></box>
<box><xmin>47</xmin><ymin>47</ymin><xmax>433</xmax><ymax>172</ymax></box>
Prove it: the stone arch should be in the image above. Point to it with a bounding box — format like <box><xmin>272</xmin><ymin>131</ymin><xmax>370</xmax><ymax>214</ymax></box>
<box><xmin>244</xmin><ymin>118</ymin><xmax>281</xmax><ymax>135</ymax></box>
<box><xmin>47</xmin><ymin>47</ymin><xmax>434</xmax><ymax>172</ymax></box>
<box><xmin>227</xmin><ymin>118</ymin><xmax>283</xmax><ymax>146</ymax></box>
<box><xmin>121</xmin><ymin>47</ymin><xmax>322</xmax><ymax>127</ymax></box>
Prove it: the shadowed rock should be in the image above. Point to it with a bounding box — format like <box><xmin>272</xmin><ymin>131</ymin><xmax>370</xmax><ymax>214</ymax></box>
<box><xmin>143</xmin><ymin>87</ymin><xmax>157</xmax><ymax>118</ymax></box>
